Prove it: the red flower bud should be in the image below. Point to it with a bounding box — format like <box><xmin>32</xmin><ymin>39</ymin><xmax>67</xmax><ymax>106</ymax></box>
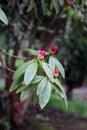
<box><xmin>53</xmin><ymin>69</ymin><xmax>59</xmax><ymax>78</ymax></box>
<box><xmin>51</xmin><ymin>45</ymin><xmax>58</xmax><ymax>54</ymax></box>
<box><xmin>38</xmin><ymin>50</ymin><xmax>46</xmax><ymax>59</ymax></box>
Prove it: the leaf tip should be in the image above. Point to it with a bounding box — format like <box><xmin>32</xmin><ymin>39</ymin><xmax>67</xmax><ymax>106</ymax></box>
<box><xmin>40</xmin><ymin>105</ymin><xmax>44</xmax><ymax>109</ymax></box>
<box><xmin>9</xmin><ymin>87</ymin><xmax>14</xmax><ymax>92</ymax></box>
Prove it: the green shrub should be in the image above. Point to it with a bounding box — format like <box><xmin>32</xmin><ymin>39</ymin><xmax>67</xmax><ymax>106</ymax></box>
<box><xmin>48</xmin><ymin>95</ymin><xmax>87</xmax><ymax>117</ymax></box>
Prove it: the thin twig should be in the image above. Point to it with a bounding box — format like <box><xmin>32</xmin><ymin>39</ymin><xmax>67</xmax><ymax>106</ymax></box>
<box><xmin>1</xmin><ymin>55</ymin><xmax>15</xmax><ymax>73</ymax></box>
<box><xmin>2</xmin><ymin>51</ymin><xmax>32</xmax><ymax>60</ymax></box>
<box><xmin>0</xmin><ymin>48</ymin><xmax>32</xmax><ymax>60</ymax></box>
<box><xmin>0</xmin><ymin>48</ymin><xmax>34</xmax><ymax>73</ymax></box>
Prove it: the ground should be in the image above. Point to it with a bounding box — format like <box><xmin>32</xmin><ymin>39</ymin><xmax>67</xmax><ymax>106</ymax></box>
<box><xmin>1</xmin><ymin>79</ymin><xmax>87</xmax><ymax>130</ymax></box>
<box><xmin>13</xmin><ymin>105</ymin><xmax>87</xmax><ymax>130</ymax></box>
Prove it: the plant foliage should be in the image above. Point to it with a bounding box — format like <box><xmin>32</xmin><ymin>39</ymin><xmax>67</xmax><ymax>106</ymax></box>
<box><xmin>0</xmin><ymin>8</ymin><xmax>8</xmax><ymax>25</ymax></box>
<box><xmin>10</xmin><ymin>46</ymin><xmax>67</xmax><ymax>109</ymax></box>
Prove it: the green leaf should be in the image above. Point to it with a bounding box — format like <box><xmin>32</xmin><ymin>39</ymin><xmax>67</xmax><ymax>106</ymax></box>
<box><xmin>54</xmin><ymin>79</ymin><xmax>64</xmax><ymax>93</ymax></box>
<box><xmin>31</xmin><ymin>88</ymin><xmax>38</xmax><ymax>105</ymax></box>
<box><xmin>50</xmin><ymin>0</ymin><xmax>54</xmax><ymax>10</ymax></box>
<box><xmin>25</xmin><ymin>48</ymin><xmax>39</xmax><ymax>56</ymax></box>
<box><xmin>41</xmin><ymin>61</ymin><xmax>54</xmax><ymax>82</ymax></box>
<box><xmin>34</xmin><ymin>2</ymin><xmax>38</xmax><ymax>18</ymax></box>
<box><xmin>31</xmin><ymin>76</ymin><xmax>44</xmax><ymax>84</ymax></box>
<box><xmin>16</xmin><ymin>84</ymin><xmax>29</xmax><ymax>93</ymax></box>
<box><xmin>54</xmin><ymin>0</ymin><xmax>59</xmax><ymax>14</ymax></box>
<box><xmin>0</xmin><ymin>8</ymin><xmax>8</xmax><ymax>25</ymax></box>
<box><xmin>24</xmin><ymin>61</ymin><xmax>38</xmax><ymax>85</ymax></box>
<box><xmin>13</xmin><ymin>60</ymin><xmax>35</xmax><ymax>79</ymax></box>
<box><xmin>52</xmin><ymin>83</ymin><xmax>64</xmax><ymax>98</ymax></box>
<box><xmin>49</xmin><ymin>56</ymin><xmax>55</xmax><ymax>71</ymax></box>
<box><xmin>58</xmin><ymin>0</ymin><xmax>64</xmax><ymax>6</ymax></box>
<box><xmin>20</xmin><ymin>87</ymin><xmax>31</xmax><ymax>102</ymax></box>
<box><xmin>49</xmin><ymin>56</ymin><xmax>65</xmax><ymax>78</ymax></box>
<box><xmin>39</xmin><ymin>80</ymin><xmax>51</xmax><ymax>109</ymax></box>
<box><xmin>54</xmin><ymin>79</ymin><xmax>68</xmax><ymax>108</ymax></box>
<box><xmin>10</xmin><ymin>75</ymin><xmax>23</xmax><ymax>92</ymax></box>
<box><xmin>82</xmin><ymin>0</ymin><xmax>84</xmax><ymax>8</ymax></box>
<box><xmin>41</xmin><ymin>0</ymin><xmax>46</xmax><ymax>15</ymax></box>
<box><xmin>27</xmin><ymin>0</ymin><xmax>34</xmax><ymax>12</ymax></box>
<box><xmin>68</xmin><ymin>7</ymin><xmax>74</xmax><ymax>17</ymax></box>
<box><xmin>56</xmin><ymin>59</ymin><xmax>65</xmax><ymax>78</ymax></box>
<box><xmin>37</xmin><ymin>78</ymin><xmax>47</xmax><ymax>95</ymax></box>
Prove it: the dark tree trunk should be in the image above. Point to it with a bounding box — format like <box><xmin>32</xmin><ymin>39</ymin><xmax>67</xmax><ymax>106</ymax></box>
<box><xmin>42</xmin><ymin>18</ymin><xmax>66</xmax><ymax>50</ymax></box>
<box><xmin>4</xmin><ymin>10</ymin><xmax>33</xmax><ymax>126</ymax></box>
<box><xmin>5</xmin><ymin>42</ymin><xmax>31</xmax><ymax>125</ymax></box>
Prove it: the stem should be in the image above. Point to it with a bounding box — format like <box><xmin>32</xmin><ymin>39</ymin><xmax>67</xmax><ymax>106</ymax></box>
<box><xmin>0</xmin><ymin>48</ymin><xmax>32</xmax><ymax>60</ymax></box>
<box><xmin>0</xmin><ymin>48</ymin><xmax>33</xmax><ymax>73</ymax></box>
<box><xmin>1</xmin><ymin>55</ymin><xmax>15</xmax><ymax>73</ymax></box>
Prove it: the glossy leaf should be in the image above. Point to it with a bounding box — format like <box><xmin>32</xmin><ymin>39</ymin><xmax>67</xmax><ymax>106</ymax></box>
<box><xmin>58</xmin><ymin>0</ymin><xmax>64</xmax><ymax>6</ymax></box>
<box><xmin>20</xmin><ymin>87</ymin><xmax>31</xmax><ymax>102</ymax></box>
<box><xmin>54</xmin><ymin>0</ymin><xmax>59</xmax><ymax>14</ymax></box>
<box><xmin>54</xmin><ymin>79</ymin><xmax>64</xmax><ymax>92</ymax></box>
<box><xmin>37</xmin><ymin>78</ymin><xmax>47</xmax><ymax>95</ymax></box>
<box><xmin>31</xmin><ymin>88</ymin><xmax>38</xmax><ymax>105</ymax></box>
<box><xmin>34</xmin><ymin>2</ymin><xmax>38</xmax><ymax>18</ymax></box>
<box><xmin>50</xmin><ymin>0</ymin><xmax>54</xmax><ymax>10</ymax></box>
<box><xmin>49</xmin><ymin>56</ymin><xmax>55</xmax><ymax>71</ymax></box>
<box><xmin>54</xmin><ymin>79</ymin><xmax>68</xmax><ymax>108</ymax></box>
<box><xmin>82</xmin><ymin>0</ymin><xmax>84</xmax><ymax>8</ymax></box>
<box><xmin>0</xmin><ymin>8</ymin><xmax>8</xmax><ymax>25</ymax></box>
<box><xmin>16</xmin><ymin>84</ymin><xmax>29</xmax><ymax>93</ymax></box>
<box><xmin>52</xmin><ymin>83</ymin><xmax>64</xmax><ymax>98</ymax></box>
<box><xmin>41</xmin><ymin>0</ymin><xmax>46</xmax><ymax>15</ymax></box>
<box><xmin>56</xmin><ymin>59</ymin><xmax>65</xmax><ymax>78</ymax></box>
<box><xmin>68</xmin><ymin>7</ymin><xmax>74</xmax><ymax>17</ymax></box>
<box><xmin>10</xmin><ymin>75</ymin><xmax>23</xmax><ymax>92</ymax></box>
<box><xmin>25</xmin><ymin>48</ymin><xmax>39</xmax><ymax>56</ymax></box>
<box><xmin>41</xmin><ymin>61</ymin><xmax>54</xmax><ymax>82</ymax></box>
<box><xmin>13</xmin><ymin>60</ymin><xmax>35</xmax><ymax>79</ymax></box>
<box><xmin>27</xmin><ymin>0</ymin><xmax>34</xmax><ymax>12</ymax></box>
<box><xmin>24</xmin><ymin>61</ymin><xmax>38</xmax><ymax>85</ymax></box>
<box><xmin>49</xmin><ymin>56</ymin><xmax>65</xmax><ymax>78</ymax></box>
<box><xmin>39</xmin><ymin>80</ymin><xmax>51</xmax><ymax>109</ymax></box>
<box><xmin>31</xmin><ymin>76</ymin><xmax>44</xmax><ymax>84</ymax></box>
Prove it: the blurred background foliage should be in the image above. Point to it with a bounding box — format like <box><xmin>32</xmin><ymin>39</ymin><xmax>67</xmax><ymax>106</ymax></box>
<box><xmin>0</xmin><ymin>0</ymin><xmax>87</xmax><ymax>129</ymax></box>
